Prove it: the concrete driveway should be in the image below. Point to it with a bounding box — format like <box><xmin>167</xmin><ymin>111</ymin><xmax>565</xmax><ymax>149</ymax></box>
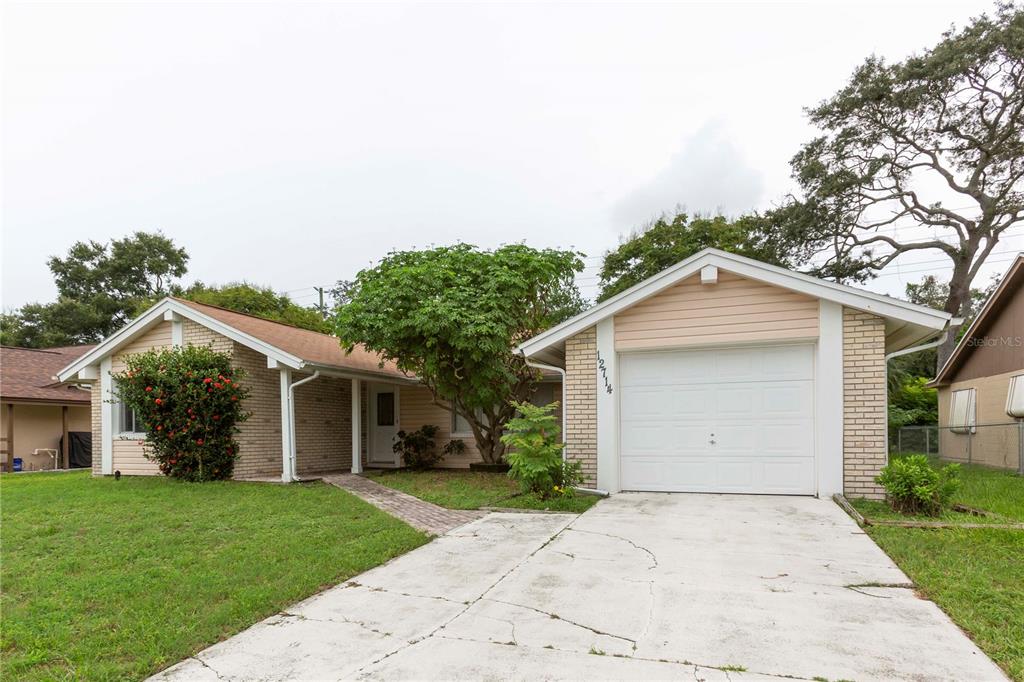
<box><xmin>155</xmin><ymin>494</ymin><xmax>1005</xmax><ymax>681</ymax></box>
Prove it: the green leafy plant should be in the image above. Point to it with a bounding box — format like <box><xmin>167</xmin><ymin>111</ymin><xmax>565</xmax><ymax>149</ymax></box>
<box><xmin>112</xmin><ymin>345</ymin><xmax>250</xmax><ymax>481</ymax></box>
<box><xmin>876</xmin><ymin>454</ymin><xmax>961</xmax><ymax>516</ymax></box>
<box><xmin>393</xmin><ymin>425</ymin><xmax>442</xmax><ymax>470</ymax></box>
<box><xmin>501</xmin><ymin>401</ymin><xmax>577</xmax><ymax>499</ymax></box>
<box><xmin>443</xmin><ymin>439</ymin><xmax>466</xmax><ymax>458</ymax></box>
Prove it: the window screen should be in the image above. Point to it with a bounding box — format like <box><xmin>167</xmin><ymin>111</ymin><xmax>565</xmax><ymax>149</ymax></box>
<box><xmin>119</xmin><ymin>401</ymin><xmax>143</xmax><ymax>434</ymax></box>
<box><xmin>949</xmin><ymin>388</ymin><xmax>976</xmax><ymax>434</ymax></box>
<box><xmin>376</xmin><ymin>392</ymin><xmax>395</xmax><ymax>426</ymax></box>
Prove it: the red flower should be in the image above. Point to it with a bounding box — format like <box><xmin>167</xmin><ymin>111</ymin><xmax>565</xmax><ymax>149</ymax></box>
<box><xmin>231</xmin><ymin>396</ymin><xmax>238</xmax><ymax>401</ymax></box>
<box><xmin>213</xmin><ymin>382</ymin><xmax>222</xmax><ymax>389</ymax></box>
<box><xmin>156</xmin><ymin>425</ymin><xmax>163</xmax><ymax>431</ymax></box>
<box><xmin>145</xmin><ymin>386</ymin><xmax>153</xmax><ymax>392</ymax></box>
<box><xmin>154</xmin><ymin>398</ymin><xmax>163</xmax><ymax>405</ymax></box>
<box><xmin>212</xmin><ymin>415</ymin><xmax>220</xmax><ymax>421</ymax></box>
<box><xmin>196</xmin><ymin>438</ymin><xmax>204</xmax><ymax>445</ymax></box>
<box><xmin>203</xmin><ymin>377</ymin><xmax>213</xmax><ymax>384</ymax></box>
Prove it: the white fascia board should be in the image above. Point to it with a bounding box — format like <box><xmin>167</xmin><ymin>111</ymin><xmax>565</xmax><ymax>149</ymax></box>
<box><xmin>303</xmin><ymin>363</ymin><xmax>419</xmax><ymax>385</ymax></box>
<box><xmin>57</xmin><ymin>298</ymin><xmax>305</xmax><ymax>382</ymax></box>
<box><xmin>519</xmin><ymin>248</ymin><xmax>951</xmax><ymax>358</ymax></box>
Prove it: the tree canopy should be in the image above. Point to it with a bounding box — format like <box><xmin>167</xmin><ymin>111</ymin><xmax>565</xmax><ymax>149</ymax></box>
<box><xmin>784</xmin><ymin>2</ymin><xmax>1023</xmax><ymax>364</ymax></box>
<box><xmin>597</xmin><ymin>212</ymin><xmax>813</xmax><ymax>301</ymax></box>
<box><xmin>334</xmin><ymin>243</ymin><xmax>585</xmax><ymax>463</ymax></box>
<box><xmin>173</xmin><ymin>282</ymin><xmax>330</xmax><ymax>333</ymax></box>
<box><xmin>2</xmin><ymin>232</ymin><xmax>188</xmax><ymax>347</ymax></box>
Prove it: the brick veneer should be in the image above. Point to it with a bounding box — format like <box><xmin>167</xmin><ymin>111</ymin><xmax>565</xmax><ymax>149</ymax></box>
<box><xmin>293</xmin><ymin>375</ymin><xmax>352</xmax><ymax>475</ymax></box>
<box><xmin>565</xmin><ymin>327</ymin><xmax>598</xmax><ymax>487</ymax></box>
<box><xmin>231</xmin><ymin>343</ymin><xmax>284</xmax><ymax>479</ymax></box>
<box><xmin>842</xmin><ymin>308</ymin><xmax>887</xmax><ymax>499</ymax></box>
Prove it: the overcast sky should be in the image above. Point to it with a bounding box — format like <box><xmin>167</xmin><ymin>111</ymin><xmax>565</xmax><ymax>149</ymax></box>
<box><xmin>3</xmin><ymin>0</ymin><xmax>1019</xmax><ymax>310</ymax></box>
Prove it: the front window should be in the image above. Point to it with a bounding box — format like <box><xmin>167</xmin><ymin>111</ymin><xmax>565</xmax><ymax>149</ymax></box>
<box><xmin>119</xmin><ymin>400</ymin><xmax>145</xmax><ymax>435</ymax></box>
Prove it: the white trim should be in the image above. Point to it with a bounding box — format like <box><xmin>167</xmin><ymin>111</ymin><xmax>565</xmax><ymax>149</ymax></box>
<box><xmin>170</xmin><ymin>317</ymin><xmax>184</xmax><ymax>346</ymax></box>
<box><xmin>518</xmin><ymin>249</ymin><xmax>950</xmax><ymax>358</ymax></box>
<box><xmin>815</xmin><ymin>301</ymin><xmax>843</xmax><ymax>497</ymax></box>
<box><xmin>279</xmin><ymin>368</ymin><xmax>294</xmax><ymax>483</ymax></box>
<box><xmin>700</xmin><ymin>264</ymin><xmax>718</xmax><ymax>284</ymax></box>
<box><xmin>351</xmin><ymin>379</ymin><xmax>363</xmax><ymax>474</ymax></box>
<box><xmin>368</xmin><ymin>383</ymin><xmax>401</xmax><ymax>466</ymax></box>
<box><xmin>596</xmin><ymin>317</ymin><xmax>619</xmax><ymax>493</ymax></box>
<box><xmin>100</xmin><ymin>357</ymin><xmax>113</xmax><ymax>475</ymax></box>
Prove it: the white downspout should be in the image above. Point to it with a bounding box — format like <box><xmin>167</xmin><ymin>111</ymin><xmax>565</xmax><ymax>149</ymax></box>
<box><xmin>524</xmin><ymin>357</ymin><xmax>609</xmax><ymax>497</ymax></box>
<box><xmin>287</xmin><ymin>370</ymin><xmax>320</xmax><ymax>482</ymax></box>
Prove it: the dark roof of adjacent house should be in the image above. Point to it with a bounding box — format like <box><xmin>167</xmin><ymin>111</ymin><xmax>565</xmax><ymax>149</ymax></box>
<box><xmin>1</xmin><ymin>345</ymin><xmax>96</xmax><ymax>403</ymax></box>
<box><xmin>173</xmin><ymin>298</ymin><xmax>410</xmax><ymax>380</ymax></box>
<box><xmin>931</xmin><ymin>253</ymin><xmax>1024</xmax><ymax>386</ymax></box>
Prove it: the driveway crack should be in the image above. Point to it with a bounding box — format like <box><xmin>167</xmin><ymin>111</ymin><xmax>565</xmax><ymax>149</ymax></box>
<box><xmin>189</xmin><ymin>655</ymin><xmax>227</xmax><ymax>681</ymax></box>
<box><xmin>567</xmin><ymin>528</ymin><xmax>658</xmax><ymax>569</ymax></box>
<box><xmin>483</xmin><ymin>597</ymin><xmax>637</xmax><ymax>649</ymax></box>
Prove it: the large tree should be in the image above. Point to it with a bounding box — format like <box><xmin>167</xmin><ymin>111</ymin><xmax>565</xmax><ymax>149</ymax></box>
<box><xmin>173</xmin><ymin>282</ymin><xmax>329</xmax><ymax>333</ymax></box>
<box><xmin>597</xmin><ymin>211</ymin><xmax>814</xmax><ymax>301</ymax></box>
<box><xmin>334</xmin><ymin>243</ymin><xmax>585</xmax><ymax>463</ymax></box>
<box><xmin>787</xmin><ymin>3</ymin><xmax>1023</xmax><ymax>365</ymax></box>
<box><xmin>2</xmin><ymin>231</ymin><xmax>188</xmax><ymax>347</ymax></box>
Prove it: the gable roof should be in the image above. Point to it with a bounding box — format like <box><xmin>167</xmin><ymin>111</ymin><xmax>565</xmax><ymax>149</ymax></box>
<box><xmin>518</xmin><ymin>248</ymin><xmax>952</xmax><ymax>361</ymax></box>
<box><xmin>931</xmin><ymin>253</ymin><xmax>1024</xmax><ymax>386</ymax></box>
<box><xmin>57</xmin><ymin>297</ymin><xmax>411</xmax><ymax>383</ymax></box>
<box><xmin>2</xmin><ymin>345</ymin><xmax>95</xmax><ymax>403</ymax></box>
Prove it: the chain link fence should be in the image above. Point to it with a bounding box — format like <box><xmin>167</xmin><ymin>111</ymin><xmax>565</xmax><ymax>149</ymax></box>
<box><xmin>895</xmin><ymin>422</ymin><xmax>1024</xmax><ymax>474</ymax></box>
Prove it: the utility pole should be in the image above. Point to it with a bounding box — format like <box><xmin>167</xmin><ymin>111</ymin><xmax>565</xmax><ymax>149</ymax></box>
<box><xmin>313</xmin><ymin>286</ymin><xmax>327</xmax><ymax>318</ymax></box>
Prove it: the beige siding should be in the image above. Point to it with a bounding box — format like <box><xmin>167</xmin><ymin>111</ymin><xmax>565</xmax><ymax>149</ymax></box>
<box><xmin>565</xmin><ymin>327</ymin><xmax>597</xmax><ymax>487</ymax></box>
<box><xmin>843</xmin><ymin>308</ymin><xmax>887</xmax><ymax>499</ymax></box>
<box><xmin>614</xmin><ymin>271</ymin><xmax>819</xmax><ymax>351</ymax></box>
<box><xmin>0</xmin><ymin>402</ymin><xmax>90</xmax><ymax>471</ymax></box>
<box><xmin>107</xmin><ymin>321</ymin><xmax>174</xmax><ymax>476</ymax></box>
<box><xmin>937</xmin><ymin>370</ymin><xmax>1022</xmax><ymax>469</ymax></box>
<box><xmin>399</xmin><ymin>385</ymin><xmax>482</xmax><ymax>468</ymax></box>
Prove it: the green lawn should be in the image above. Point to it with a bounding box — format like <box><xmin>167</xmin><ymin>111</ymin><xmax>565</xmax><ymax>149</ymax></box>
<box><xmin>365</xmin><ymin>469</ymin><xmax>600</xmax><ymax>513</ymax></box>
<box><xmin>1</xmin><ymin>471</ymin><xmax>429</xmax><ymax>681</ymax></box>
<box><xmin>851</xmin><ymin>462</ymin><xmax>1024</xmax><ymax>680</ymax></box>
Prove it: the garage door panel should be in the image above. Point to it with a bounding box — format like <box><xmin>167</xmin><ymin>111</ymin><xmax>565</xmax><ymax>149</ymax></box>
<box><xmin>619</xmin><ymin>345</ymin><xmax>816</xmax><ymax>495</ymax></box>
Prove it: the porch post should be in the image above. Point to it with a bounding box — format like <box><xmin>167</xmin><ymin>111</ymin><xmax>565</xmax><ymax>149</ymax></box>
<box><xmin>61</xmin><ymin>405</ymin><xmax>69</xmax><ymax>469</ymax></box>
<box><xmin>351</xmin><ymin>378</ymin><xmax>362</xmax><ymax>474</ymax></box>
<box><xmin>279</xmin><ymin>368</ymin><xmax>293</xmax><ymax>483</ymax></box>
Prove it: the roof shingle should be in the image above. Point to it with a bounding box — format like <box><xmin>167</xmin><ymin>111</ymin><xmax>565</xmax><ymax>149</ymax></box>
<box><xmin>1</xmin><ymin>345</ymin><xmax>95</xmax><ymax>403</ymax></box>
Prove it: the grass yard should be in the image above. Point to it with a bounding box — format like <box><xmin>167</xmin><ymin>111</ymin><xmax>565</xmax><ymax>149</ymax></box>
<box><xmin>851</xmin><ymin>462</ymin><xmax>1024</xmax><ymax>680</ymax></box>
<box><xmin>1</xmin><ymin>471</ymin><xmax>429</xmax><ymax>681</ymax></box>
<box><xmin>365</xmin><ymin>469</ymin><xmax>600</xmax><ymax>513</ymax></box>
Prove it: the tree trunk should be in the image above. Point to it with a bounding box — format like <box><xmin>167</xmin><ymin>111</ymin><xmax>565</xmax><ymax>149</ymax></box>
<box><xmin>937</xmin><ymin>254</ymin><xmax>975</xmax><ymax>371</ymax></box>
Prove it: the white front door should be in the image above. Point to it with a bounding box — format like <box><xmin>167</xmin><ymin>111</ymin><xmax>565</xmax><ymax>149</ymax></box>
<box><xmin>619</xmin><ymin>344</ymin><xmax>815</xmax><ymax>495</ymax></box>
<box><xmin>368</xmin><ymin>384</ymin><xmax>400</xmax><ymax>465</ymax></box>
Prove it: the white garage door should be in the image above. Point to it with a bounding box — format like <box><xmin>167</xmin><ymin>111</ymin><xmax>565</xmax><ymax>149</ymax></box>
<box><xmin>619</xmin><ymin>344</ymin><xmax>815</xmax><ymax>495</ymax></box>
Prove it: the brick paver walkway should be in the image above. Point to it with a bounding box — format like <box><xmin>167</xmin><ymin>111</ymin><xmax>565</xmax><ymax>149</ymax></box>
<box><xmin>322</xmin><ymin>473</ymin><xmax>485</xmax><ymax>535</ymax></box>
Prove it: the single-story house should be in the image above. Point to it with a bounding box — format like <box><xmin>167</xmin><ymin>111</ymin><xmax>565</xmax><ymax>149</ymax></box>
<box><xmin>56</xmin><ymin>298</ymin><xmax>561</xmax><ymax>480</ymax></box>
<box><xmin>518</xmin><ymin>248</ymin><xmax>952</xmax><ymax>499</ymax></box>
<box><xmin>2</xmin><ymin>344</ymin><xmax>95</xmax><ymax>471</ymax></box>
<box><xmin>930</xmin><ymin>253</ymin><xmax>1024</xmax><ymax>471</ymax></box>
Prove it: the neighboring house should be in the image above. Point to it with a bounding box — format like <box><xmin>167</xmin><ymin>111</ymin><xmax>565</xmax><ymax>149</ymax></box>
<box><xmin>56</xmin><ymin>298</ymin><xmax>561</xmax><ymax>480</ymax></box>
<box><xmin>518</xmin><ymin>248</ymin><xmax>951</xmax><ymax>500</ymax></box>
<box><xmin>2</xmin><ymin>345</ymin><xmax>95</xmax><ymax>471</ymax></box>
<box><xmin>929</xmin><ymin>254</ymin><xmax>1024</xmax><ymax>471</ymax></box>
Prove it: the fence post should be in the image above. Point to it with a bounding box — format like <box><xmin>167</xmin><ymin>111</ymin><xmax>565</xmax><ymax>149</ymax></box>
<box><xmin>898</xmin><ymin>428</ymin><xmax>902</xmax><ymax>456</ymax></box>
<box><xmin>1018</xmin><ymin>420</ymin><xmax>1023</xmax><ymax>475</ymax></box>
<box><xmin>925</xmin><ymin>427</ymin><xmax>930</xmax><ymax>456</ymax></box>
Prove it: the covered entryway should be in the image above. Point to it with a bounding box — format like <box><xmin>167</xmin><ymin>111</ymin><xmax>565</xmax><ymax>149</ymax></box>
<box><xmin>619</xmin><ymin>343</ymin><xmax>815</xmax><ymax>494</ymax></box>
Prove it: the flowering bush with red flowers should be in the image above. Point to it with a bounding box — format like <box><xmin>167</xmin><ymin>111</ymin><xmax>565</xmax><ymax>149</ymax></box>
<box><xmin>112</xmin><ymin>346</ymin><xmax>251</xmax><ymax>481</ymax></box>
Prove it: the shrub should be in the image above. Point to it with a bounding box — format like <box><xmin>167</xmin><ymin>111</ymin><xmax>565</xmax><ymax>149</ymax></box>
<box><xmin>394</xmin><ymin>425</ymin><xmax>442</xmax><ymax>470</ymax></box>
<box><xmin>501</xmin><ymin>401</ymin><xmax>572</xmax><ymax>499</ymax></box>
<box><xmin>443</xmin><ymin>439</ymin><xmax>466</xmax><ymax>458</ymax></box>
<box><xmin>113</xmin><ymin>345</ymin><xmax>250</xmax><ymax>481</ymax></box>
<box><xmin>876</xmin><ymin>454</ymin><xmax>961</xmax><ymax>516</ymax></box>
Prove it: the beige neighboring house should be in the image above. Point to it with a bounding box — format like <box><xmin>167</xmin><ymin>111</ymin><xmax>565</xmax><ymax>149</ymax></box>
<box><xmin>1</xmin><ymin>345</ymin><xmax>95</xmax><ymax>471</ymax></box>
<box><xmin>56</xmin><ymin>298</ymin><xmax>561</xmax><ymax>480</ymax></box>
<box><xmin>930</xmin><ymin>254</ymin><xmax>1024</xmax><ymax>471</ymax></box>
<box><xmin>518</xmin><ymin>248</ymin><xmax>952</xmax><ymax>500</ymax></box>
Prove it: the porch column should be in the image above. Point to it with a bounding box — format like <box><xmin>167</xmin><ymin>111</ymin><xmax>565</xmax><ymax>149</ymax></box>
<box><xmin>61</xmin><ymin>405</ymin><xmax>69</xmax><ymax>469</ymax></box>
<box><xmin>5</xmin><ymin>403</ymin><xmax>13</xmax><ymax>472</ymax></box>
<box><xmin>351</xmin><ymin>378</ymin><xmax>362</xmax><ymax>474</ymax></box>
<box><xmin>279</xmin><ymin>368</ymin><xmax>293</xmax><ymax>483</ymax></box>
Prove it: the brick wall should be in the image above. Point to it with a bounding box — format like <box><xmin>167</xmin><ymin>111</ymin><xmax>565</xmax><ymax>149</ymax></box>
<box><xmin>183</xmin><ymin>319</ymin><xmax>232</xmax><ymax>353</ymax></box>
<box><xmin>232</xmin><ymin>343</ymin><xmax>284</xmax><ymax>479</ymax></box>
<box><xmin>294</xmin><ymin>375</ymin><xmax>352</xmax><ymax>475</ymax></box>
<box><xmin>843</xmin><ymin>308</ymin><xmax>887</xmax><ymax>499</ymax></box>
<box><xmin>565</xmin><ymin>327</ymin><xmax>598</xmax><ymax>487</ymax></box>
